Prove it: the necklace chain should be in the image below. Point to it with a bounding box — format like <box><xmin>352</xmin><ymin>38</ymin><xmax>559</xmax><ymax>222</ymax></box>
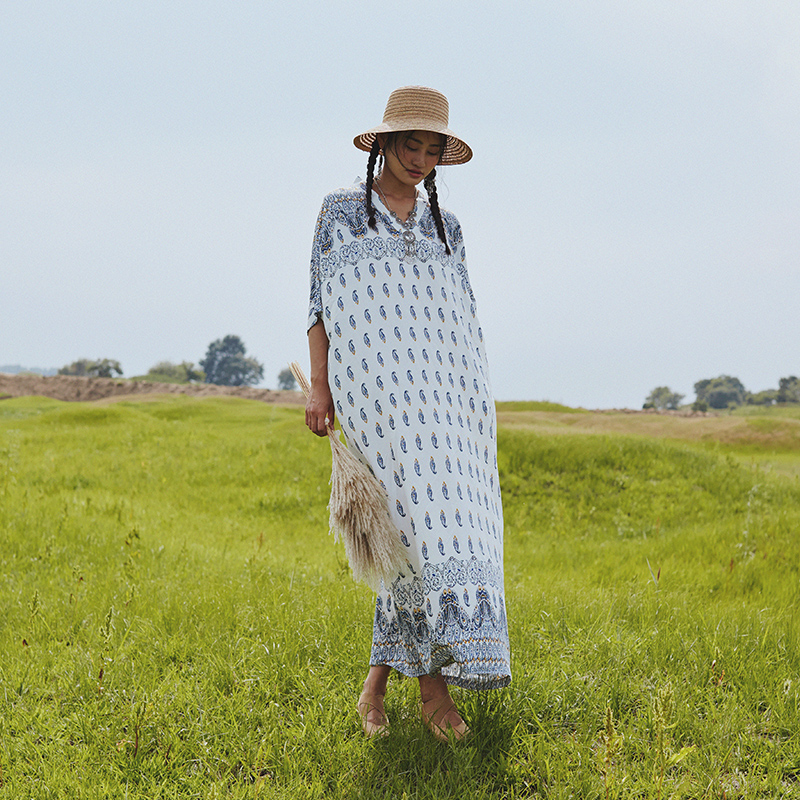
<box><xmin>374</xmin><ymin>181</ymin><xmax>418</xmax><ymax>262</ymax></box>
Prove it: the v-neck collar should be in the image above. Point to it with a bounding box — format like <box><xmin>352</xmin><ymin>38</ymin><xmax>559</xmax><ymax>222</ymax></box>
<box><xmin>369</xmin><ymin>184</ymin><xmax>421</xmax><ymax>225</ymax></box>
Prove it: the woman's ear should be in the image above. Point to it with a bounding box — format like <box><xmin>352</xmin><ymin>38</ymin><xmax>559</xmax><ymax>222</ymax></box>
<box><xmin>376</xmin><ymin>133</ymin><xmax>386</xmax><ymax>154</ymax></box>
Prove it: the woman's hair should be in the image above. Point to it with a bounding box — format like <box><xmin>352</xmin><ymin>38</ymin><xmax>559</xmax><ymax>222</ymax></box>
<box><xmin>365</xmin><ymin>132</ymin><xmax>451</xmax><ymax>256</ymax></box>
<box><xmin>365</xmin><ymin>139</ymin><xmax>381</xmax><ymax>232</ymax></box>
<box><xmin>423</xmin><ymin>167</ymin><xmax>451</xmax><ymax>256</ymax></box>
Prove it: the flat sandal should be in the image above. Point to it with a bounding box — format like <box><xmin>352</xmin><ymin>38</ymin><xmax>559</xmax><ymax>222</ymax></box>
<box><xmin>420</xmin><ymin>697</ymin><xmax>470</xmax><ymax>743</ymax></box>
<box><xmin>357</xmin><ymin>692</ymin><xmax>389</xmax><ymax>738</ymax></box>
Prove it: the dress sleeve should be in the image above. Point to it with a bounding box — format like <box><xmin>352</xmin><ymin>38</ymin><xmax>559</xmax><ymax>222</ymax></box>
<box><xmin>307</xmin><ymin>196</ymin><xmax>334</xmax><ymax>332</ymax></box>
<box><xmin>445</xmin><ymin>211</ymin><xmax>475</xmax><ymax>304</ymax></box>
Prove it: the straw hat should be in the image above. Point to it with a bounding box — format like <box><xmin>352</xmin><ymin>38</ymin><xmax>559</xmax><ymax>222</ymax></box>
<box><xmin>354</xmin><ymin>86</ymin><xmax>473</xmax><ymax>166</ymax></box>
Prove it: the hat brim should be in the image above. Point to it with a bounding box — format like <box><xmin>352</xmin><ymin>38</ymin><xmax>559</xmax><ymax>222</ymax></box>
<box><xmin>354</xmin><ymin>124</ymin><xmax>473</xmax><ymax>166</ymax></box>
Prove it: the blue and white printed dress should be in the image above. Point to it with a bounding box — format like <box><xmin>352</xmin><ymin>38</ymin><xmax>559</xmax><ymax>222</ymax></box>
<box><xmin>308</xmin><ymin>182</ymin><xmax>511</xmax><ymax>690</ymax></box>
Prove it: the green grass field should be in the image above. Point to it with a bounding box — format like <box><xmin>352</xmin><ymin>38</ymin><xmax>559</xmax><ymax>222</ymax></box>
<box><xmin>2</xmin><ymin>396</ymin><xmax>799</xmax><ymax>798</ymax></box>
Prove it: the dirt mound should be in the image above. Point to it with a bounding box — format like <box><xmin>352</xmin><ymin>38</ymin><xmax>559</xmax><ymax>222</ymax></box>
<box><xmin>0</xmin><ymin>373</ymin><xmax>304</xmax><ymax>405</ymax></box>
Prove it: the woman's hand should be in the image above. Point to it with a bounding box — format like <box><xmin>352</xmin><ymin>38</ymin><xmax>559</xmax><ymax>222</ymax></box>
<box><xmin>305</xmin><ymin>381</ymin><xmax>335</xmax><ymax>436</ymax></box>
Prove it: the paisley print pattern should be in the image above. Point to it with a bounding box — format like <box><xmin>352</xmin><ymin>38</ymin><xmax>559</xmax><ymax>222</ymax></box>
<box><xmin>308</xmin><ymin>183</ymin><xmax>510</xmax><ymax>690</ymax></box>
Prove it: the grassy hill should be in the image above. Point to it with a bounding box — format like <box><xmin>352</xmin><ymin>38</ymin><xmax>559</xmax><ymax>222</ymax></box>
<box><xmin>1</xmin><ymin>396</ymin><xmax>799</xmax><ymax>798</ymax></box>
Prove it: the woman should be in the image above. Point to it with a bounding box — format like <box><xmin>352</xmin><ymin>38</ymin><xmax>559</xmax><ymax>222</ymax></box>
<box><xmin>305</xmin><ymin>86</ymin><xmax>510</xmax><ymax>741</ymax></box>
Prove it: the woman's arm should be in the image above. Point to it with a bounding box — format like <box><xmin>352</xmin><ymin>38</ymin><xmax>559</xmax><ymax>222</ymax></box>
<box><xmin>305</xmin><ymin>320</ymin><xmax>335</xmax><ymax>436</ymax></box>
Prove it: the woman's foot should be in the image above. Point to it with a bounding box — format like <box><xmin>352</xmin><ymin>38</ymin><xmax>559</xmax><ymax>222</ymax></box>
<box><xmin>418</xmin><ymin>674</ymin><xmax>470</xmax><ymax>742</ymax></box>
<box><xmin>357</xmin><ymin>690</ymin><xmax>389</xmax><ymax>738</ymax></box>
<box><xmin>420</xmin><ymin>695</ymin><xmax>470</xmax><ymax>742</ymax></box>
<box><xmin>358</xmin><ymin>665</ymin><xmax>392</xmax><ymax>738</ymax></box>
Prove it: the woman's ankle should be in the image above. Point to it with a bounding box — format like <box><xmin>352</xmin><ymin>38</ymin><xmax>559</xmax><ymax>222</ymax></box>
<box><xmin>418</xmin><ymin>674</ymin><xmax>451</xmax><ymax>704</ymax></box>
<box><xmin>361</xmin><ymin>665</ymin><xmax>391</xmax><ymax>697</ymax></box>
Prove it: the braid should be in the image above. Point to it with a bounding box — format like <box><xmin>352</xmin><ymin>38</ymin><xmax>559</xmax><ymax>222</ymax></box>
<box><xmin>424</xmin><ymin>168</ymin><xmax>451</xmax><ymax>256</ymax></box>
<box><xmin>365</xmin><ymin>139</ymin><xmax>380</xmax><ymax>231</ymax></box>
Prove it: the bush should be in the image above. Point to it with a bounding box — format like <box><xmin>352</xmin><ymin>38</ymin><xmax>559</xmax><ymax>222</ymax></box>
<box><xmin>145</xmin><ymin>361</ymin><xmax>204</xmax><ymax>384</ymax></box>
<box><xmin>58</xmin><ymin>359</ymin><xmax>123</xmax><ymax>378</ymax></box>
<box><xmin>748</xmin><ymin>390</ymin><xmax>778</xmax><ymax>406</ymax></box>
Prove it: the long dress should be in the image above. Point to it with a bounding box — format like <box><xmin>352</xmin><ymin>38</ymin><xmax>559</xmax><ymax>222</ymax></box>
<box><xmin>307</xmin><ymin>182</ymin><xmax>511</xmax><ymax>690</ymax></box>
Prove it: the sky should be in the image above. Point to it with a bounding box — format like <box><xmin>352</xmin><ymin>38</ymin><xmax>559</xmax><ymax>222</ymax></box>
<box><xmin>2</xmin><ymin>1</ymin><xmax>798</xmax><ymax>409</ymax></box>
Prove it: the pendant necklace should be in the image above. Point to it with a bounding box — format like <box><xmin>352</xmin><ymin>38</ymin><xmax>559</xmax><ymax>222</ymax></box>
<box><xmin>375</xmin><ymin>181</ymin><xmax>418</xmax><ymax>263</ymax></box>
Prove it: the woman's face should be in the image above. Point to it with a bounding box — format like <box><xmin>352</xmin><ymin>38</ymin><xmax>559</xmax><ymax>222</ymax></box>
<box><xmin>380</xmin><ymin>130</ymin><xmax>443</xmax><ymax>188</ymax></box>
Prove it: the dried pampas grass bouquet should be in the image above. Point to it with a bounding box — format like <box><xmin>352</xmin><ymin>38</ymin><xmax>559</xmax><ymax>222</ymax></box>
<box><xmin>290</xmin><ymin>361</ymin><xmax>406</xmax><ymax>590</ymax></box>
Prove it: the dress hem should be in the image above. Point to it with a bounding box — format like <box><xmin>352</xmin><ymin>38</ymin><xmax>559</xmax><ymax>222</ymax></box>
<box><xmin>370</xmin><ymin>658</ymin><xmax>512</xmax><ymax>691</ymax></box>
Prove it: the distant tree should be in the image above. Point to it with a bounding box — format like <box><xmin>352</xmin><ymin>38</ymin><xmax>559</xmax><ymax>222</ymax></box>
<box><xmin>777</xmin><ymin>376</ymin><xmax>800</xmax><ymax>404</ymax></box>
<box><xmin>59</xmin><ymin>359</ymin><xmax>123</xmax><ymax>378</ymax></box>
<box><xmin>146</xmin><ymin>361</ymin><xmax>205</xmax><ymax>384</ymax></box>
<box><xmin>277</xmin><ymin>367</ymin><xmax>297</xmax><ymax>391</ymax></box>
<box><xmin>200</xmin><ymin>335</ymin><xmax>264</xmax><ymax>387</ymax></box>
<box><xmin>748</xmin><ymin>389</ymin><xmax>778</xmax><ymax>406</ymax></box>
<box><xmin>90</xmin><ymin>359</ymin><xmax>123</xmax><ymax>378</ymax></box>
<box><xmin>694</xmin><ymin>375</ymin><xmax>747</xmax><ymax>409</ymax></box>
<box><xmin>643</xmin><ymin>386</ymin><xmax>685</xmax><ymax>410</ymax></box>
<box><xmin>59</xmin><ymin>359</ymin><xmax>93</xmax><ymax>377</ymax></box>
